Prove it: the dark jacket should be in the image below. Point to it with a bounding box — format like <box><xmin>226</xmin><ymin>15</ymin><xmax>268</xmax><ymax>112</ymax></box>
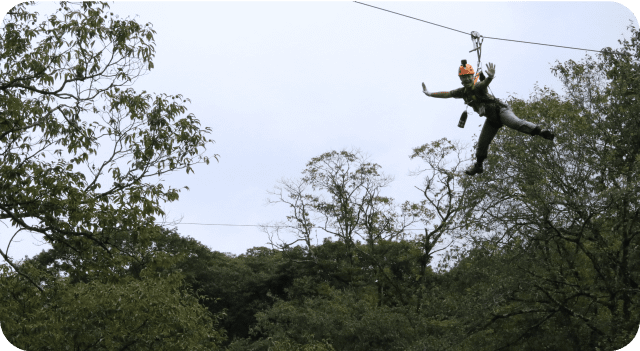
<box><xmin>449</xmin><ymin>76</ymin><xmax>508</xmax><ymax>127</ymax></box>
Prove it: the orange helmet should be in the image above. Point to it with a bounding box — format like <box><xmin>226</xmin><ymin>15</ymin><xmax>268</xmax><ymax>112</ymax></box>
<box><xmin>458</xmin><ymin>59</ymin><xmax>475</xmax><ymax>76</ymax></box>
<box><xmin>458</xmin><ymin>59</ymin><xmax>479</xmax><ymax>84</ymax></box>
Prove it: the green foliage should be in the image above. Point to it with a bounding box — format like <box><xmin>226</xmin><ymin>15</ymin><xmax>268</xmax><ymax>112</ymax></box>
<box><xmin>452</xmin><ymin>25</ymin><xmax>640</xmax><ymax>351</ymax></box>
<box><xmin>224</xmin><ymin>240</ymin><xmax>461</xmax><ymax>351</ymax></box>
<box><xmin>0</xmin><ymin>264</ymin><xmax>226</xmax><ymax>350</ymax></box>
<box><xmin>180</xmin><ymin>245</ymin><xmax>293</xmax><ymax>342</ymax></box>
<box><xmin>2</xmin><ymin>3</ymin><xmax>639</xmax><ymax>350</ymax></box>
<box><xmin>1</xmin><ymin>2</ymin><xmax>220</xmax><ymax>348</ymax></box>
<box><xmin>266</xmin><ymin>149</ymin><xmax>423</xmax><ymax>255</ymax></box>
<box><xmin>244</xmin><ymin>26</ymin><xmax>640</xmax><ymax>351</ymax></box>
<box><xmin>253</xmin><ymin>289</ymin><xmax>414</xmax><ymax>351</ymax></box>
<box><xmin>0</xmin><ymin>1</ymin><xmax>215</xmax><ymax>270</ymax></box>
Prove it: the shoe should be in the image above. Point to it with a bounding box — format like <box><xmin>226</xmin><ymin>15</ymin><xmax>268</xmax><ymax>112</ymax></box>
<box><xmin>540</xmin><ymin>129</ymin><xmax>555</xmax><ymax>141</ymax></box>
<box><xmin>465</xmin><ymin>162</ymin><xmax>483</xmax><ymax>176</ymax></box>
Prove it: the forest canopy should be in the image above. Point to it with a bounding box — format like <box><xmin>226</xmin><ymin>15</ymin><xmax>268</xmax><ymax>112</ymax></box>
<box><xmin>1</xmin><ymin>2</ymin><xmax>639</xmax><ymax>351</ymax></box>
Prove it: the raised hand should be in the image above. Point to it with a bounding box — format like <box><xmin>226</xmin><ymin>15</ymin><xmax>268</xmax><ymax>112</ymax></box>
<box><xmin>485</xmin><ymin>62</ymin><xmax>496</xmax><ymax>78</ymax></box>
<box><xmin>422</xmin><ymin>82</ymin><xmax>430</xmax><ymax>96</ymax></box>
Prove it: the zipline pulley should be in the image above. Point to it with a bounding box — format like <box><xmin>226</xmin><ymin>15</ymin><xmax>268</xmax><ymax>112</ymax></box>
<box><xmin>469</xmin><ymin>31</ymin><xmax>485</xmax><ymax>81</ymax></box>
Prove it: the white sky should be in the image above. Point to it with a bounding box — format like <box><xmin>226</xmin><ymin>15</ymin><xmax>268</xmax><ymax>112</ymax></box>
<box><xmin>1</xmin><ymin>1</ymin><xmax>639</xmax><ymax>259</ymax></box>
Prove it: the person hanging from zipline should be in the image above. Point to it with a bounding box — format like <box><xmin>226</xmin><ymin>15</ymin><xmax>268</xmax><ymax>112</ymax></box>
<box><xmin>422</xmin><ymin>60</ymin><xmax>555</xmax><ymax>176</ymax></box>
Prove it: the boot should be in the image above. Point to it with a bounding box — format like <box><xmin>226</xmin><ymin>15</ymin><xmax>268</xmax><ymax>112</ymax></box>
<box><xmin>539</xmin><ymin>129</ymin><xmax>555</xmax><ymax>141</ymax></box>
<box><xmin>465</xmin><ymin>161</ymin><xmax>484</xmax><ymax>176</ymax></box>
<box><xmin>532</xmin><ymin>126</ymin><xmax>554</xmax><ymax>141</ymax></box>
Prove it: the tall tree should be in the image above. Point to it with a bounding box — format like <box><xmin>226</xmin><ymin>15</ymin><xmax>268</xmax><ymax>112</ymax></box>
<box><xmin>409</xmin><ymin>138</ymin><xmax>472</xmax><ymax>312</ymax></box>
<box><xmin>1</xmin><ymin>2</ymin><xmax>222</xmax><ymax>348</ymax></box>
<box><xmin>456</xmin><ymin>25</ymin><xmax>640</xmax><ymax>350</ymax></box>
<box><xmin>0</xmin><ymin>1</ymin><xmax>215</xmax><ymax>281</ymax></box>
<box><xmin>1</xmin><ymin>263</ymin><xmax>227</xmax><ymax>350</ymax></box>
<box><xmin>265</xmin><ymin>149</ymin><xmax>423</xmax><ymax>303</ymax></box>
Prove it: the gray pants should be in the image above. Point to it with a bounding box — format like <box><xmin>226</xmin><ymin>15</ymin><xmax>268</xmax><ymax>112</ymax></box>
<box><xmin>476</xmin><ymin>108</ymin><xmax>538</xmax><ymax>161</ymax></box>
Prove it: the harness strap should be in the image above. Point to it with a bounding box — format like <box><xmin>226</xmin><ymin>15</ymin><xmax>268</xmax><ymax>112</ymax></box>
<box><xmin>470</xmin><ymin>31</ymin><xmax>484</xmax><ymax>83</ymax></box>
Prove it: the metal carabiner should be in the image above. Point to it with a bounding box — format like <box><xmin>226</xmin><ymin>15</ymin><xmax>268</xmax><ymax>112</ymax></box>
<box><xmin>469</xmin><ymin>31</ymin><xmax>484</xmax><ymax>80</ymax></box>
<box><xmin>470</xmin><ymin>31</ymin><xmax>483</xmax><ymax>53</ymax></box>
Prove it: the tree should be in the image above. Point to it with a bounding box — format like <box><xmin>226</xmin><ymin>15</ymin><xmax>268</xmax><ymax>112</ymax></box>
<box><xmin>0</xmin><ymin>1</ymin><xmax>215</xmax><ymax>281</ymax></box>
<box><xmin>1</xmin><ymin>2</ymin><xmax>221</xmax><ymax>348</ymax></box>
<box><xmin>1</xmin><ymin>263</ymin><xmax>226</xmax><ymax>350</ymax></box>
<box><xmin>251</xmin><ymin>288</ymin><xmax>415</xmax><ymax>351</ymax></box>
<box><xmin>230</xmin><ymin>237</ymin><xmax>476</xmax><ymax>350</ymax></box>
<box><xmin>408</xmin><ymin>138</ymin><xmax>473</xmax><ymax>312</ymax></box>
<box><xmin>22</xmin><ymin>225</ymin><xmax>303</xmax><ymax>347</ymax></box>
<box><xmin>265</xmin><ymin>149</ymin><xmax>424</xmax><ymax>305</ymax></box>
<box><xmin>178</xmin><ymin>244</ymin><xmax>295</xmax><ymax>343</ymax></box>
<box><xmin>454</xmin><ymin>25</ymin><xmax>640</xmax><ymax>350</ymax></box>
<box><xmin>252</xmin><ymin>148</ymin><xmax>480</xmax><ymax>350</ymax></box>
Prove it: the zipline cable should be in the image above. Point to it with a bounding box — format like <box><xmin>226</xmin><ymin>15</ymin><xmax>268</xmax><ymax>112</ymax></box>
<box><xmin>160</xmin><ymin>222</ymin><xmax>426</xmax><ymax>231</ymax></box>
<box><xmin>160</xmin><ymin>3</ymin><xmax>620</xmax><ymax>235</ymax></box>
<box><xmin>354</xmin><ymin>1</ymin><xmax>614</xmax><ymax>55</ymax></box>
<box><xmin>353</xmin><ymin>1</ymin><xmax>469</xmax><ymax>35</ymax></box>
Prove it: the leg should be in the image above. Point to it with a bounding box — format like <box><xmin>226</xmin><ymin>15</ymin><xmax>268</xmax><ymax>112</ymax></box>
<box><xmin>466</xmin><ymin>119</ymin><xmax>500</xmax><ymax>175</ymax></box>
<box><xmin>499</xmin><ymin>108</ymin><xmax>538</xmax><ymax>134</ymax></box>
<box><xmin>476</xmin><ymin>118</ymin><xmax>500</xmax><ymax>162</ymax></box>
<box><xmin>499</xmin><ymin>108</ymin><xmax>555</xmax><ymax>140</ymax></box>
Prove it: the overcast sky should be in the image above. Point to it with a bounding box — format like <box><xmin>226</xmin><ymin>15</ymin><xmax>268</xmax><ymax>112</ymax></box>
<box><xmin>1</xmin><ymin>1</ymin><xmax>639</xmax><ymax>261</ymax></box>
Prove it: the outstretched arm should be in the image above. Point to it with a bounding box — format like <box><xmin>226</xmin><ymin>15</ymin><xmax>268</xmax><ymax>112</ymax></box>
<box><xmin>422</xmin><ymin>82</ymin><xmax>452</xmax><ymax>98</ymax></box>
<box><xmin>474</xmin><ymin>62</ymin><xmax>496</xmax><ymax>90</ymax></box>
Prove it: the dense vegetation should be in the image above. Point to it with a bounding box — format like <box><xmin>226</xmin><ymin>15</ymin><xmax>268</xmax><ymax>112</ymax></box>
<box><xmin>1</xmin><ymin>2</ymin><xmax>638</xmax><ymax>350</ymax></box>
